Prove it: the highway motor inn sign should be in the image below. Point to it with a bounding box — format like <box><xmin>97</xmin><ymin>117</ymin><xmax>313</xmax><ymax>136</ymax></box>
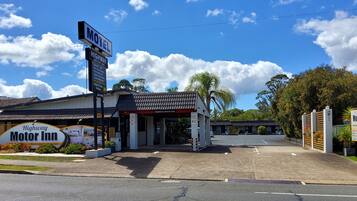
<box><xmin>85</xmin><ymin>48</ymin><xmax>108</xmax><ymax>93</ymax></box>
<box><xmin>0</xmin><ymin>122</ymin><xmax>67</xmax><ymax>148</ymax></box>
<box><xmin>352</xmin><ymin>109</ymin><xmax>357</xmax><ymax>141</ymax></box>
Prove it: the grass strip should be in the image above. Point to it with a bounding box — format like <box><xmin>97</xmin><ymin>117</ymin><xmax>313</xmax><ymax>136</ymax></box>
<box><xmin>0</xmin><ymin>164</ymin><xmax>49</xmax><ymax>172</ymax></box>
<box><xmin>347</xmin><ymin>156</ymin><xmax>357</xmax><ymax>162</ymax></box>
<box><xmin>0</xmin><ymin>155</ymin><xmax>83</xmax><ymax>162</ymax></box>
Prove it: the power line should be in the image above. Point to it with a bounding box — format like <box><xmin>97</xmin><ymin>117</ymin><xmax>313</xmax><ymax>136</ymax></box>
<box><xmin>100</xmin><ymin>7</ymin><xmax>357</xmax><ymax>34</ymax></box>
<box><xmin>102</xmin><ymin>22</ymin><xmax>227</xmax><ymax>34</ymax></box>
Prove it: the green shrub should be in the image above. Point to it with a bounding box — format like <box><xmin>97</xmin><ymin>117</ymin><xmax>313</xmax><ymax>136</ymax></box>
<box><xmin>0</xmin><ymin>144</ymin><xmax>15</xmax><ymax>153</ymax></box>
<box><xmin>337</xmin><ymin>125</ymin><xmax>352</xmax><ymax>148</ymax></box>
<box><xmin>105</xmin><ymin>141</ymin><xmax>115</xmax><ymax>149</ymax></box>
<box><xmin>228</xmin><ymin>126</ymin><xmax>240</xmax><ymax>135</ymax></box>
<box><xmin>12</xmin><ymin>143</ymin><xmax>31</xmax><ymax>152</ymax></box>
<box><xmin>35</xmin><ymin>144</ymin><xmax>58</xmax><ymax>154</ymax></box>
<box><xmin>257</xmin><ymin>126</ymin><xmax>267</xmax><ymax>135</ymax></box>
<box><xmin>60</xmin><ymin>144</ymin><xmax>86</xmax><ymax>154</ymax></box>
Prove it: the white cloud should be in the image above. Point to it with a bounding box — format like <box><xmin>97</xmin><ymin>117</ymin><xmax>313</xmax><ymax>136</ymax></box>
<box><xmin>295</xmin><ymin>10</ymin><xmax>357</xmax><ymax>71</ymax></box>
<box><xmin>242</xmin><ymin>12</ymin><xmax>257</xmax><ymax>24</ymax></box>
<box><xmin>152</xmin><ymin>10</ymin><xmax>161</xmax><ymax>16</ymax></box>
<box><xmin>0</xmin><ymin>13</ymin><xmax>31</xmax><ymax>29</ymax></box>
<box><xmin>277</xmin><ymin>0</ymin><xmax>301</xmax><ymax>5</ymax></box>
<box><xmin>0</xmin><ymin>32</ymin><xmax>83</xmax><ymax>69</ymax></box>
<box><xmin>105</xmin><ymin>9</ymin><xmax>128</xmax><ymax>23</ymax></box>
<box><xmin>205</xmin><ymin>9</ymin><xmax>243</xmax><ymax>26</ymax></box>
<box><xmin>97</xmin><ymin>50</ymin><xmax>289</xmax><ymax>95</ymax></box>
<box><xmin>0</xmin><ymin>3</ymin><xmax>31</xmax><ymax>29</ymax></box>
<box><xmin>0</xmin><ymin>79</ymin><xmax>86</xmax><ymax>99</ymax></box>
<box><xmin>228</xmin><ymin>11</ymin><xmax>241</xmax><ymax>26</ymax></box>
<box><xmin>0</xmin><ymin>3</ymin><xmax>20</xmax><ymax>14</ymax></box>
<box><xmin>206</xmin><ymin>9</ymin><xmax>224</xmax><ymax>17</ymax></box>
<box><xmin>129</xmin><ymin>0</ymin><xmax>148</xmax><ymax>11</ymax></box>
<box><xmin>36</xmin><ymin>71</ymin><xmax>48</xmax><ymax>78</ymax></box>
<box><xmin>61</xmin><ymin>72</ymin><xmax>73</xmax><ymax>77</ymax></box>
<box><xmin>77</xmin><ymin>67</ymin><xmax>87</xmax><ymax>79</ymax></box>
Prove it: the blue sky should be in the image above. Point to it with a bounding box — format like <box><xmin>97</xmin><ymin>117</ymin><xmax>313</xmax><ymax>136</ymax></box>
<box><xmin>0</xmin><ymin>0</ymin><xmax>356</xmax><ymax>110</ymax></box>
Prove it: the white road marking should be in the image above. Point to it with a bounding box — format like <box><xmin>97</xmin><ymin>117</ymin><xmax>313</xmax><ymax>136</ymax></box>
<box><xmin>224</xmin><ymin>152</ymin><xmax>228</xmax><ymax>155</ymax></box>
<box><xmin>255</xmin><ymin>192</ymin><xmax>357</xmax><ymax>198</ymax></box>
<box><xmin>262</xmin><ymin>140</ymin><xmax>268</xmax><ymax>145</ymax></box>
<box><xmin>161</xmin><ymin>180</ymin><xmax>181</xmax><ymax>183</ymax></box>
<box><xmin>224</xmin><ymin>178</ymin><xmax>228</xmax><ymax>182</ymax></box>
<box><xmin>291</xmin><ymin>153</ymin><xmax>297</xmax><ymax>156</ymax></box>
<box><xmin>254</xmin><ymin>146</ymin><xmax>260</xmax><ymax>154</ymax></box>
<box><xmin>153</xmin><ymin>151</ymin><xmax>160</xmax><ymax>154</ymax></box>
<box><xmin>301</xmin><ymin>181</ymin><xmax>306</xmax><ymax>185</ymax></box>
<box><xmin>73</xmin><ymin>159</ymin><xmax>86</xmax><ymax>162</ymax></box>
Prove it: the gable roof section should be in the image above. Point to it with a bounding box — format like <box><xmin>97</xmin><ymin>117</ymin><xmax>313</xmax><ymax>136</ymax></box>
<box><xmin>0</xmin><ymin>89</ymin><xmax>133</xmax><ymax>110</ymax></box>
<box><xmin>0</xmin><ymin>91</ymin><xmax>204</xmax><ymax>120</ymax></box>
<box><xmin>117</xmin><ymin>92</ymin><xmax>198</xmax><ymax>112</ymax></box>
<box><xmin>0</xmin><ymin>97</ymin><xmax>39</xmax><ymax>109</ymax></box>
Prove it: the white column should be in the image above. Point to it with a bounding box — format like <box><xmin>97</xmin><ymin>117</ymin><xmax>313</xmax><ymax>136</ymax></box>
<box><xmin>160</xmin><ymin>118</ymin><xmax>166</xmax><ymax>145</ymax></box>
<box><xmin>311</xmin><ymin>109</ymin><xmax>316</xmax><ymax>150</ymax></box>
<box><xmin>191</xmin><ymin>112</ymin><xmax>198</xmax><ymax>151</ymax></box>
<box><xmin>116</xmin><ymin>115</ymin><xmax>121</xmax><ymax>138</ymax></box>
<box><xmin>301</xmin><ymin>113</ymin><xmax>306</xmax><ymax>148</ymax></box>
<box><xmin>323</xmin><ymin>106</ymin><xmax>333</xmax><ymax>153</ymax></box>
<box><xmin>129</xmin><ymin>113</ymin><xmax>138</xmax><ymax>149</ymax></box>
<box><xmin>205</xmin><ymin>116</ymin><xmax>211</xmax><ymax>145</ymax></box>
<box><xmin>199</xmin><ymin>114</ymin><xmax>206</xmax><ymax>148</ymax></box>
<box><xmin>146</xmin><ymin>116</ymin><xmax>154</xmax><ymax>146</ymax></box>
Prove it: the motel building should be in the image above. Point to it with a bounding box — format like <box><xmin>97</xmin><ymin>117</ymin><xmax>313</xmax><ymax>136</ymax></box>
<box><xmin>0</xmin><ymin>90</ymin><xmax>211</xmax><ymax>152</ymax></box>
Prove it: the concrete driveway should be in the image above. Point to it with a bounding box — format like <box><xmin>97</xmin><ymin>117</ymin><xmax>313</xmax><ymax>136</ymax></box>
<box><xmin>3</xmin><ymin>135</ymin><xmax>356</xmax><ymax>184</ymax></box>
<box><xmin>26</xmin><ymin>135</ymin><xmax>355</xmax><ymax>184</ymax></box>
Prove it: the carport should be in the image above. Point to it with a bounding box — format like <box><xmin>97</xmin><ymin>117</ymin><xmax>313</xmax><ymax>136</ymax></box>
<box><xmin>115</xmin><ymin>92</ymin><xmax>210</xmax><ymax>151</ymax></box>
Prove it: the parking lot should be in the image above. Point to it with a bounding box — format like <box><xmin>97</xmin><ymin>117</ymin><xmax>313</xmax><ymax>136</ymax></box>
<box><xmin>211</xmin><ymin>134</ymin><xmax>288</xmax><ymax>146</ymax></box>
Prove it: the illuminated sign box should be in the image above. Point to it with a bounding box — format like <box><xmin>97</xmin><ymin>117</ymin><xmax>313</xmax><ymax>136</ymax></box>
<box><xmin>78</xmin><ymin>21</ymin><xmax>112</xmax><ymax>57</ymax></box>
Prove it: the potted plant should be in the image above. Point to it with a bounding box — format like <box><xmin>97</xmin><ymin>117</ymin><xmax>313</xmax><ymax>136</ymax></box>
<box><xmin>105</xmin><ymin>141</ymin><xmax>116</xmax><ymax>152</ymax></box>
<box><xmin>337</xmin><ymin>125</ymin><xmax>355</xmax><ymax>156</ymax></box>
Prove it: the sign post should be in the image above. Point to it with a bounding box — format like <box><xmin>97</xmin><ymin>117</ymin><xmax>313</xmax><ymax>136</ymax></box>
<box><xmin>78</xmin><ymin>21</ymin><xmax>112</xmax><ymax>150</ymax></box>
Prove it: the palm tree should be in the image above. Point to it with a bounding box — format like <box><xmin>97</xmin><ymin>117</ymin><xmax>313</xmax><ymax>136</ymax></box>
<box><xmin>185</xmin><ymin>72</ymin><xmax>235</xmax><ymax>113</ymax></box>
<box><xmin>343</xmin><ymin>107</ymin><xmax>352</xmax><ymax>124</ymax></box>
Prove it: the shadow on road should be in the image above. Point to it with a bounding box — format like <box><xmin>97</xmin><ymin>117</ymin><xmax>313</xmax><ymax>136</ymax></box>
<box><xmin>111</xmin><ymin>156</ymin><xmax>161</xmax><ymax>178</ymax></box>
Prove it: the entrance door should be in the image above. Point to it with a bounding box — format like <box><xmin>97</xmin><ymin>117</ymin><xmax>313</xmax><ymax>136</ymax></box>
<box><xmin>120</xmin><ymin>116</ymin><xmax>129</xmax><ymax>149</ymax></box>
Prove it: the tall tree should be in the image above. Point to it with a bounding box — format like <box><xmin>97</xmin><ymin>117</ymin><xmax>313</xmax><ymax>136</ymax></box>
<box><xmin>185</xmin><ymin>72</ymin><xmax>235</xmax><ymax>113</ymax></box>
<box><xmin>132</xmin><ymin>78</ymin><xmax>149</xmax><ymax>93</ymax></box>
<box><xmin>274</xmin><ymin>66</ymin><xmax>357</xmax><ymax>138</ymax></box>
<box><xmin>112</xmin><ymin>79</ymin><xmax>133</xmax><ymax>91</ymax></box>
<box><xmin>256</xmin><ymin>74</ymin><xmax>289</xmax><ymax>115</ymax></box>
<box><xmin>166</xmin><ymin>86</ymin><xmax>178</xmax><ymax>92</ymax></box>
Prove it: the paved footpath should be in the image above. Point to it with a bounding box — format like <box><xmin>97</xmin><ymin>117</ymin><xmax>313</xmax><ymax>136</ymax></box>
<box><xmin>1</xmin><ymin>174</ymin><xmax>357</xmax><ymax>201</ymax></box>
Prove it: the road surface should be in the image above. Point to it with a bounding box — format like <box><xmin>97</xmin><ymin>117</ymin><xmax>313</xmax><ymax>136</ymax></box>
<box><xmin>0</xmin><ymin>174</ymin><xmax>356</xmax><ymax>201</ymax></box>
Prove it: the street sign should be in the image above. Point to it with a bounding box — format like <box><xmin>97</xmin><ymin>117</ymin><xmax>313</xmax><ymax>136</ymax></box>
<box><xmin>352</xmin><ymin>109</ymin><xmax>357</xmax><ymax>141</ymax></box>
<box><xmin>78</xmin><ymin>21</ymin><xmax>112</xmax><ymax>57</ymax></box>
<box><xmin>86</xmin><ymin>48</ymin><xmax>107</xmax><ymax>94</ymax></box>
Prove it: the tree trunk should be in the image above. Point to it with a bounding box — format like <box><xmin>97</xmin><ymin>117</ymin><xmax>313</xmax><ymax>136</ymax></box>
<box><xmin>206</xmin><ymin>96</ymin><xmax>211</xmax><ymax>114</ymax></box>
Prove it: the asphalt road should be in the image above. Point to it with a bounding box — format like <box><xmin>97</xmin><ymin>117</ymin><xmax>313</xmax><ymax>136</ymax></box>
<box><xmin>212</xmin><ymin>134</ymin><xmax>288</xmax><ymax>146</ymax></box>
<box><xmin>1</xmin><ymin>174</ymin><xmax>357</xmax><ymax>201</ymax></box>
